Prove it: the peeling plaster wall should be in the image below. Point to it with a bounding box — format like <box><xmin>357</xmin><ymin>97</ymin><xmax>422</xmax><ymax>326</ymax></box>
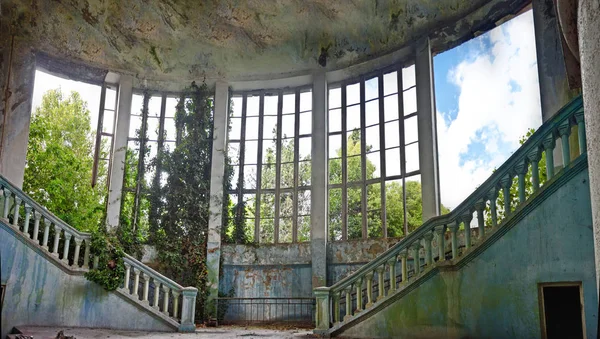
<box><xmin>0</xmin><ymin>223</ymin><xmax>173</xmax><ymax>339</ymax></box>
<box><xmin>1</xmin><ymin>0</ymin><xmax>529</xmax><ymax>83</ymax></box>
<box><xmin>339</xmin><ymin>167</ymin><xmax>597</xmax><ymax>338</ymax></box>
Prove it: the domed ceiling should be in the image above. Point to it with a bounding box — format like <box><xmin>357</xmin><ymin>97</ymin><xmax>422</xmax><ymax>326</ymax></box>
<box><xmin>1</xmin><ymin>0</ymin><xmax>528</xmax><ymax>82</ymax></box>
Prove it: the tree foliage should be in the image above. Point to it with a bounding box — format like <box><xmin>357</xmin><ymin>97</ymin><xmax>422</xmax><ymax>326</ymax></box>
<box><xmin>152</xmin><ymin>82</ymin><xmax>213</xmax><ymax>322</ymax></box>
<box><xmin>24</xmin><ymin>89</ymin><xmax>107</xmax><ymax>232</ymax></box>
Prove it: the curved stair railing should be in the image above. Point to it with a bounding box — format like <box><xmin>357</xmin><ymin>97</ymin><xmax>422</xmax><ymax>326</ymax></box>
<box><xmin>314</xmin><ymin>95</ymin><xmax>586</xmax><ymax>334</ymax></box>
<box><xmin>0</xmin><ymin>176</ymin><xmax>198</xmax><ymax>332</ymax></box>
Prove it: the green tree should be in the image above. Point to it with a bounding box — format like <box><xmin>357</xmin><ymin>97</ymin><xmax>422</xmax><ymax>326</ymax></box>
<box><xmin>485</xmin><ymin>128</ymin><xmax>547</xmax><ymax>225</ymax></box>
<box><xmin>24</xmin><ymin>89</ymin><xmax>107</xmax><ymax>232</ymax></box>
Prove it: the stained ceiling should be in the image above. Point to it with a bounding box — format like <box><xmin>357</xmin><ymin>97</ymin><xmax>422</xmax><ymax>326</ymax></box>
<box><xmin>1</xmin><ymin>0</ymin><xmax>529</xmax><ymax>82</ymax></box>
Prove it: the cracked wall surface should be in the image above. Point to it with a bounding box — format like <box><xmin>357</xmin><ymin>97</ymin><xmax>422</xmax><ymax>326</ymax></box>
<box><xmin>1</xmin><ymin>0</ymin><xmax>528</xmax><ymax>82</ymax></box>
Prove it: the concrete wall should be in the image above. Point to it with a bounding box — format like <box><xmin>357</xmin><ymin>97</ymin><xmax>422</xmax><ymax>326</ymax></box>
<box><xmin>0</xmin><ymin>224</ymin><xmax>173</xmax><ymax>339</ymax></box>
<box><xmin>339</xmin><ymin>167</ymin><xmax>597</xmax><ymax>338</ymax></box>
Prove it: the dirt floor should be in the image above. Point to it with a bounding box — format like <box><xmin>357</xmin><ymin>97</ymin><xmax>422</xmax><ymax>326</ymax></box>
<box><xmin>9</xmin><ymin>326</ymin><xmax>318</xmax><ymax>339</ymax></box>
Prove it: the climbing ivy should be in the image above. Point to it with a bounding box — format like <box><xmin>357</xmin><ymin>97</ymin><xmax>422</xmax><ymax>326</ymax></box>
<box><xmin>151</xmin><ymin>81</ymin><xmax>214</xmax><ymax>322</ymax></box>
<box><xmin>84</xmin><ymin>228</ymin><xmax>126</xmax><ymax>291</ymax></box>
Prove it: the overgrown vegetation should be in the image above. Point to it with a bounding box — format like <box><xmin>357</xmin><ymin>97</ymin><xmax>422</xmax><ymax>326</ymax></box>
<box><xmin>84</xmin><ymin>228</ymin><xmax>126</xmax><ymax>291</ymax></box>
<box><xmin>149</xmin><ymin>81</ymin><xmax>214</xmax><ymax>322</ymax></box>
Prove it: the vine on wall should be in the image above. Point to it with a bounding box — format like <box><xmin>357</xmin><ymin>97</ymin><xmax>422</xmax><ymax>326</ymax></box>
<box><xmin>149</xmin><ymin>81</ymin><xmax>214</xmax><ymax>322</ymax></box>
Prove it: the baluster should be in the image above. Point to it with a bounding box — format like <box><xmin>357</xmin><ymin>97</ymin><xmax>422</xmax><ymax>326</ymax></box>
<box><xmin>123</xmin><ymin>263</ymin><xmax>131</xmax><ymax>292</ymax></box>
<box><xmin>142</xmin><ymin>273</ymin><xmax>150</xmax><ymax>302</ymax></box>
<box><xmin>333</xmin><ymin>291</ymin><xmax>341</xmax><ymax>323</ymax></box>
<box><xmin>83</xmin><ymin>239</ymin><xmax>91</xmax><ymax>268</ymax></box>
<box><xmin>153</xmin><ymin>279</ymin><xmax>161</xmax><ymax>309</ymax></box>
<box><xmin>133</xmin><ymin>268</ymin><xmax>141</xmax><ymax>297</ymax></box>
<box><xmin>450</xmin><ymin>222</ymin><xmax>459</xmax><ymax>259</ymax></box>
<box><xmin>411</xmin><ymin>241</ymin><xmax>421</xmax><ymax>276</ymax></box>
<box><xmin>23</xmin><ymin>204</ymin><xmax>32</xmax><ymax>235</ymax></box>
<box><xmin>3</xmin><ymin>188</ymin><xmax>11</xmax><ymax>219</ymax></box>
<box><xmin>12</xmin><ymin>196</ymin><xmax>21</xmax><ymax>228</ymax></box>
<box><xmin>399</xmin><ymin>251</ymin><xmax>408</xmax><ymax>284</ymax></box>
<box><xmin>543</xmin><ymin>134</ymin><xmax>556</xmax><ymax>179</ymax></box>
<box><xmin>488</xmin><ymin>188</ymin><xmax>498</xmax><ymax>228</ymax></box>
<box><xmin>162</xmin><ymin>285</ymin><xmax>171</xmax><ymax>315</ymax></box>
<box><xmin>574</xmin><ymin>109</ymin><xmax>586</xmax><ymax>154</ymax></box>
<box><xmin>344</xmin><ymin>286</ymin><xmax>352</xmax><ymax>321</ymax></box>
<box><xmin>500</xmin><ymin>175</ymin><xmax>513</xmax><ymax>217</ymax></box>
<box><xmin>423</xmin><ymin>233</ymin><xmax>434</xmax><ymax>267</ymax></box>
<box><xmin>62</xmin><ymin>232</ymin><xmax>72</xmax><ymax>263</ymax></box>
<box><xmin>515</xmin><ymin>161</ymin><xmax>528</xmax><ymax>204</ymax></box>
<box><xmin>558</xmin><ymin>120</ymin><xmax>571</xmax><ymax>166</ymax></box>
<box><xmin>172</xmin><ymin>291</ymin><xmax>181</xmax><ymax>319</ymax></box>
<box><xmin>528</xmin><ymin>148</ymin><xmax>542</xmax><ymax>192</ymax></box>
<box><xmin>434</xmin><ymin>225</ymin><xmax>446</xmax><ymax>261</ymax></box>
<box><xmin>52</xmin><ymin>224</ymin><xmax>62</xmax><ymax>255</ymax></box>
<box><xmin>73</xmin><ymin>238</ymin><xmax>82</xmax><ymax>267</ymax></box>
<box><xmin>462</xmin><ymin>214</ymin><xmax>473</xmax><ymax>249</ymax></box>
<box><xmin>32</xmin><ymin>212</ymin><xmax>41</xmax><ymax>241</ymax></box>
<box><xmin>375</xmin><ymin>266</ymin><xmax>385</xmax><ymax>301</ymax></box>
<box><xmin>365</xmin><ymin>272</ymin><xmax>374</xmax><ymax>308</ymax></box>
<box><xmin>42</xmin><ymin>218</ymin><xmax>51</xmax><ymax>248</ymax></box>
<box><xmin>474</xmin><ymin>201</ymin><xmax>486</xmax><ymax>240</ymax></box>
<box><xmin>387</xmin><ymin>257</ymin><xmax>397</xmax><ymax>293</ymax></box>
<box><xmin>354</xmin><ymin>278</ymin><xmax>363</xmax><ymax>315</ymax></box>
<box><xmin>93</xmin><ymin>256</ymin><xmax>99</xmax><ymax>269</ymax></box>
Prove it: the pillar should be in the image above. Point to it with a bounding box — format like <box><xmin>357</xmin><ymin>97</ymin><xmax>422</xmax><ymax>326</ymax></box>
<box><xmin>579</xmin><ymin>0</ymin><xmax>600</xmax><ymax>295</ymax></box>
<box><xmin>206</xmin><ymin>81</ymin><xmax>229</xmax><ymax>315</ymax></box>
<box><xmin>532</xmin><ymin>0</ymin><xmax>580</xmax><ymax>169</ymax></box>
<box><xmin>415</xmin><ymin>37</ymin><xmax>441</xmax><ymax>221</ymax></box>
<box><xmin>0</xmin><ymin>37</ymin><xmax>36</xmax><ymax>188</ymax></box>
<box><xmin>105</xmin><ymin>74</ymin><xmax>132</xmax><ymax>229</ymax></box>
<box><xmin>311</xmin><ymin>71</ymin><xmax>328</xmax><ymax>287</ymax></box>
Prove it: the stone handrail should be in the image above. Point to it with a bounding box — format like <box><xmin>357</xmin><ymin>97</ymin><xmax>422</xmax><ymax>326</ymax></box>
<box><xmin>0</xmin><ymin>176</ymin><xmax>198</xmax><ymax>332</ymax></box>
<box><xmin>314</xmin><ymin>95</ymin><xmax>586</xmax><ymax>332</ymax></box>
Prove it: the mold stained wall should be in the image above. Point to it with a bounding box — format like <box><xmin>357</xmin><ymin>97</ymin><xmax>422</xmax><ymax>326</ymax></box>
<box><xmin>220</xmin><ymin>238</ymin><xmax>403</xmax><ymax>300</ymax></box>
<box><xmin>339</xmin><ymin>167</ymin><xmax>598</xmax><ymax>338</ymax></box>
<box><xmin>0</xmin><ymin>223</ymin><xmax>173</xmax><ymax>339</ymax></box>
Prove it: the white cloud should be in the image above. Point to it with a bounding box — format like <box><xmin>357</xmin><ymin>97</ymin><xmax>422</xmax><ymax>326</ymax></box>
<box><xmin>437</xmin><ymin>10</ymin><xmax>542</xmax><ymax>209</ymax></box>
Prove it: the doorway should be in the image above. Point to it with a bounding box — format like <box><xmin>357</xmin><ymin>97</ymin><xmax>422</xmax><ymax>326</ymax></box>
<box><xmin>539</xmin><ymin>282</ymin><xmax>585</xmax><ymax>339</ymax></box>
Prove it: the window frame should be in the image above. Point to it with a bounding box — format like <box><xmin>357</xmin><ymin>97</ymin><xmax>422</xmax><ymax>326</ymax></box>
<box><xmin>228</xmin><ymin>86</ymin><xmax>312</xmax><ymax>244</ymax></box>
<box><xmin>327</xmin><ymin>62</ymin><xmax>420</xmax><ymax>241</ymax></box>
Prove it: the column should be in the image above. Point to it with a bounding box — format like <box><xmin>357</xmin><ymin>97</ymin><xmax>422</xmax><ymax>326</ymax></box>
<box><xmin>311</xmin><ymin>71</ymin><xmax>328</xmax><ymax>287</ymax></box>
<box><xmin>579</xmin><ymin>0</ymin><xmax>600</xmax><ymax>293</ymax></box>
<box><xmin>533</xmin><ymin>0</ymin><xmax>580</xmax><ymax>169</ymax></box>
<box><xmin>206</xmin><ymin>81</ymin><xmax>229</xmax><ymax>315</ymax></box>
<box><xmin>106</xmin><ymin>74</ymin><xmax>133</xmax><ymax>229</ymax></box>
<box><xmin>0</xmin><ymin>38</ymin><xmax>36</xmax><ymax>188</ymax></box>
<box><xmin>415</xmin><ymin>37</ymin><xmax>441</xmax><ymax>221</ymax></box>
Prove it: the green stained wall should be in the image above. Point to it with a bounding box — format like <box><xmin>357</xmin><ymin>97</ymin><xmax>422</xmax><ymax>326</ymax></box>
<box><xmin>340</xmin><ymin>167</ymin><xmax>597</xmax><ymax>338</ymax></box>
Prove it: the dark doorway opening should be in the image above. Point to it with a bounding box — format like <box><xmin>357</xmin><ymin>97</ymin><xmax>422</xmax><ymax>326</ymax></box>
<box><xmin>540</xmin><ymin>283</ymin><xmax>585</xmax><ymax>339</ymax></box>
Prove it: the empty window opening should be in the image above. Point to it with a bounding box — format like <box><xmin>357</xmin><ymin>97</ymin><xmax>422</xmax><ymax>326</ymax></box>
<box><xmin>540</xmin><ymin>283</ymin><xmax>585</xmax><ymax>339</ymax></box>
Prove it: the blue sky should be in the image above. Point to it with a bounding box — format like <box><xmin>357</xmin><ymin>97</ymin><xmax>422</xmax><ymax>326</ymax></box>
<box><xmin>433</xmin><ymin>9</ymin><xmax>542</xmax><ymax>208</ymax></box>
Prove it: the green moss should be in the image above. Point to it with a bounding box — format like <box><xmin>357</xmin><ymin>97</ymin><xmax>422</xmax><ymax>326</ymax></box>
<box><xmin>149</xmin><ymin>46</ymin><xmax>162</xmax><ymax>67</ymax></box>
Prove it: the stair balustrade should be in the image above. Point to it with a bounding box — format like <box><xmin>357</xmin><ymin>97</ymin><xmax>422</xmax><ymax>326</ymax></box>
<box><xmin>0</xmin><ymin>177</ymin><xmax>198</xmax><ymax>332</ymax></box>
<box><xmin>314</xmin><ymin>95</ymin><xmax>586</xmax><ymax>333</ymax></box>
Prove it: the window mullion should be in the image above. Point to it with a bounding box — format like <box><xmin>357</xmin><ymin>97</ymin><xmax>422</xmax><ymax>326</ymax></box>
<box><xmin>341</xmin><ymin>84</ymin><xmax>348</xmax><ymax>241</ymax></box>
<box><xmin>92</xmin><ymin>83</ymin><xmax>107</xmax><ymax>188</ymax></box>
<box><xmin>274</xmin><ymin>92</ymin><xmax>284</xmax><ymax>243</ymax></box>
<box><xmin>238</xmin><ymin>95</ymin><xmax>248</xmax><ymax>236</ymax></box>
<box><xmin>397</xmin><ymin>65</ymin><xmax>408</xmax><ymax>236</ymax></box>
<box><xmin>132</xmin><ymin>92</ymin><xmax>150</xmax><ymax>232</ymax></box>
<box><xmin>360</xmin><ymin>80</ymin><xmax>368</xmax><ymax>239</ymax></box>
<box><xmin>255</xmin><ymin>92</ymin><xmax>265</xmax><ymax>243</ymax></box>
<box><xmin>292</xmin><ymin>89</ymin><xmax>301</xmax><ymax>243</ymax></box>
<box><xmin>378</xmin><ymin>75</ymin><xmax>387</xmax><ymax>238</ymax></box>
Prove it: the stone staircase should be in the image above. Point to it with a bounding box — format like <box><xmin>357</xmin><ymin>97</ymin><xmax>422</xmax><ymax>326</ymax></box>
<box><xmin>0</xmin><ymin>176</ymin><xmax>198</xmax><ymax>334</ymax></box>
<box><xmin>314</xmin><ymin>95</ymin><xmax>590</xmax><ymax>337</ymax></box>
